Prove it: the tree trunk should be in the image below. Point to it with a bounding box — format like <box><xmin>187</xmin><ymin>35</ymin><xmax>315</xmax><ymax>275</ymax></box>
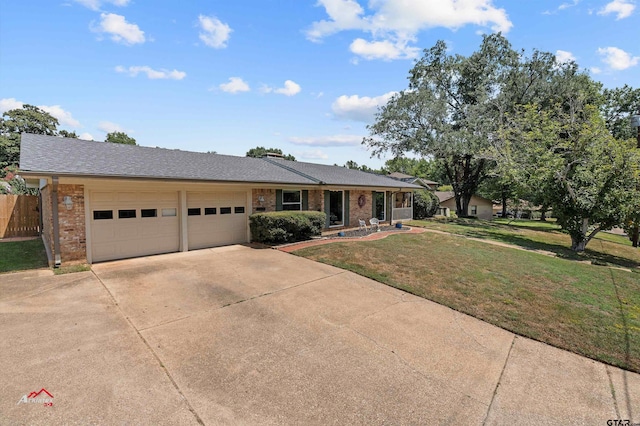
<box><xmin>571</xmin><ymin>236</ymin><xmax>587</xmax><ymax>252</ymax></box>
<box><xmin>454</xmin><ymin>195</ymin><xmax>463</xmax><ymax>217</ymax></box>
<box><xmin>540</xmin><ymin>209</ymin><xmax>547</xmax><ymax>222</ymax></box>
<box><xmin>570</xmin><ymin>218</ymin><xmax>599</xmax><ymax>252</ymax></box>
<box><xmin>501</xmin><ymin>191</ymin><xmax>508</xmax><ymax>218</ymax></box>
<box><xmin>631</xmin><ymin>225</ymin><xmax>639</xmax><ymax>248</ymax></box>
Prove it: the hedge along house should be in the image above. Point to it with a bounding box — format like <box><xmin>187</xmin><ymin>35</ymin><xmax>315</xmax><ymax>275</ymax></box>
<box><xmin>19</xmin><ymin>134</ymin><xmax>420</xmax><ymax>265</ymax></box>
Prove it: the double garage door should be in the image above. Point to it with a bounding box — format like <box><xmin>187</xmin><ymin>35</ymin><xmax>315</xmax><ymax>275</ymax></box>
<box><xmin>90</xmin><ymin>190</ymin><xmax>247</xmax><ymax>262</ymax></box>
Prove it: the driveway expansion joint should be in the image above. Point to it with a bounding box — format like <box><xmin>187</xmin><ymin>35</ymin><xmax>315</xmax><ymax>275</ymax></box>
<box><xmin>483</xmin><ymin>334</ymin><xmax>516</xmax><ymax>425</ymax></box>
<box><xmin>606</xmin><ymin>365</ymin><xmax>622</xmax><ymax>420</ymax></box>
<box><xmin>91</xmin><ymin>270</ymin><xmax>206</xmax><ymax>426</ymax></box>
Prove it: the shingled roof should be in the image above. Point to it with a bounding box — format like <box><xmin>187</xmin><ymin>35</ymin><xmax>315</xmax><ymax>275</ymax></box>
<box><xmin>19</xmin><ymin>133</ymin><xmax>421</xmax><ymax>189</ymax></box>
<box><xmin>263</xmin><ymin>157</ymin><xmax>420</xmax><ymax>188</ymax></box>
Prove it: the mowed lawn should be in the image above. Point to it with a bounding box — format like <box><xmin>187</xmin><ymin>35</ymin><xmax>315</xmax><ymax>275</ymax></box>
<box><xmin>0</xmin><ymin>238</ymin><xmax>49</xmax><ymax>273</ymax></box>
<box><xmin>294</xmin><ymin>228</ymin><xmax>640</xmax><ymax>373</ymax></box>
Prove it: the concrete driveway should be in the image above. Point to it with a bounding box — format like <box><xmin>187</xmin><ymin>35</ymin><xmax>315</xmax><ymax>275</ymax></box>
<box><xmin>1</xmin><ymin>245</ymin><xmax>638</xmax><ymax>425</ymax></box>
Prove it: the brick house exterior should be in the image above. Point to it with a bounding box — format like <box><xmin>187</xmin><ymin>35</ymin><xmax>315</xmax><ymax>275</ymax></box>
<box><xmin>20</xmin><ymin>134</ymin><xmax>418</xmax><ymax>265</ymax></box>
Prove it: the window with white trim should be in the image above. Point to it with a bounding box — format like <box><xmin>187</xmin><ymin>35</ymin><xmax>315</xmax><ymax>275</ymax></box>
<box><xmin>282</xmin><ymin>190</ymin><xmax>301</xmax><ymax>211</ymax></box>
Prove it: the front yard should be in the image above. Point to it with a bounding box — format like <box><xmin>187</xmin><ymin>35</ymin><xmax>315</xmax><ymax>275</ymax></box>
<box><xmin>293</xmin><ymin>221</ymin><xmax>640</xmax><ymax>373</ymax></box>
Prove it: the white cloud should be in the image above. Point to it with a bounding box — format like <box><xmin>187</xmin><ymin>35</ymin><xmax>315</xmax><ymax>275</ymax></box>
<box><xmin>219</xmin><ymin>77</ymin><xmax>250</xmax><ymax>93</ymax></box>
<box><xmin>198</xmin><ymin>15</ymin><xmax>231</xmax><ymax>48</ymax></box>
<box><xmin>558</xmin><ymin>0</ymin><xmax>580</xmax><ymax>10</ymax></box>
<box><xmin>0</xmin><ymin>98</ymin><xmax>24</xmax><ymax>113</ymax></box>
<box><xmin>332</xmin><ymin>92</ymin><xmax>396</xmax><ymax>122</ymax></box>
<box><xmin>79</xmin><ymin>132</ymin><xmax>95</xmax><ymax>140</ymax></box>
<box><xmin>307</xmin><ymin>0</ymin><xmax>512</xmax><ymax>60</ymax></box>
<box><xmin>289</xmin><ymin>135</ymin><xmax>363</xmax><ymax>147</ymax></box>
<box><xmin>275</xmin><ymin>80</ymin><xmax>301</xmax><ymax>96</ymax></box>
<box><xmin>93</xmin><ymin>13</ymin><xmax>145</xmax><ymax>45</ymax></box>
<box><xmin>39</xmin><ymin>105</ymin><xmax>81</xmax><ymax>127</ymax></box>
<box><xmin>73</xmin><ymin>0</ymin><xmax>130</xmax><ymax>11</ymax></box>
<box><xmin>597</xmin><ymin>46</ymin><xmax>640</xmax><ymax>70</ymax></box>
<box><xmin>98</xmin><ymin>121</ymin><xmax>125</xmax><ymax>133</ymax></box>
<box><xmin>296</xmin><ymin>149</ymin><xmax>330</xmax><ymax>160</ymax></box>
<box><xmin>262</xmin><ymin>80</ymin><xmax>301</xmax><ymax>96</ymax></box>
<box><xmin>350</xmin><ymin>38</ymin><xmax>419</xmax><ymax>60</ymax></box>
<box><xmin>598</xmin><ymin>0</ymin><xmax>635</xmax><ymax>19</ymax></box>
<box><xmin>590</xmin><ymin>67</ymin><xmax>602</xmax><ymax>74</ymax></box>
<box><xmin>115</xmin><ymin>65</ymin><xmax>186</xmax><ymax>80</ymax></box>
<box><xmin>555</xmin><ymin>50</ymin><xmax>576</xmax><ymax>64</ymax></box>
<box><xmin>0</xmin><ymin>98</ymin><xmax>80</xmax><ymax>127</ymax></box>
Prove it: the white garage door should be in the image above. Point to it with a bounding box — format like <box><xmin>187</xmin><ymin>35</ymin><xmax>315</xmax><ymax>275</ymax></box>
<box><xmin>187</xmin><ymin>191</ymin><xmax>247</xmax><ymax>250</ymax></box>
<box><xmin>90</xmin><ymin>191</ymin><xmax>180</xmax><ymax>262</ymax></box>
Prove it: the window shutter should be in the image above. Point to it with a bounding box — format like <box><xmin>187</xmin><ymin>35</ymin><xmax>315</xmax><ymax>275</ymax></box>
<box><xmin>344</xmin><ymin>191</ymin><xmax>350</xmax><ymax>227</ymax></box>
<box><xmin>302</xmin><ymin>190</ymin><xmax>308</xmax><ymax>210</ymax></box>
<box><xmin>324</xmin><ymin>190</ymin><xmax>330</xmax><ymax>228</ymax></box>
<box><xmin>276</xmin><ymin>190</ymin><xmax>283</xmax><ymax>211</ymax></box>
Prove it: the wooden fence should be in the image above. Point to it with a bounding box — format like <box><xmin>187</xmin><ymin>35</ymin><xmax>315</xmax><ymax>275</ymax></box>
<box><xmin>0</xmin><ymin>194</ymin><xmax>40</xmax><ymax>239</ymax></box>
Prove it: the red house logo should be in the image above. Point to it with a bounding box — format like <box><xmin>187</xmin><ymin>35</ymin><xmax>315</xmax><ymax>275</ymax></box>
<box><xmin>17</xmin><ymin>388</ymin><xmax>54</xmax><ymax>406</ymax></box>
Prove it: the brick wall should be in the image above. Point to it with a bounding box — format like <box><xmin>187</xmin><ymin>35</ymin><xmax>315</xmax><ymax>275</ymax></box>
<box><xmin>252</xmin><ymin>189</ymin><xmax>277</xmax><ymax>213</ymax></box>
<box><xmin>308</xmin><ymin>190</ymin><xmax>323</xmax><ymax>212</ymax></box>
<box><xmin>57</xmin><ymin>184</ymin><xmax>86</xmax><ymax>262</ymax></box>
<box><xmin>348</xmin><ymin>189</ymin><xmax>373</xmax><ymax>227</ymax></box>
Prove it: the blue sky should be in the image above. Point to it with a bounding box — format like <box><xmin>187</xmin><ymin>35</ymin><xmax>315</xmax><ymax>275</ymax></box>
<box><xmin>1</xmin><ymin>0</ymin><xmax>638</xmax><ymax>169</ymax></box>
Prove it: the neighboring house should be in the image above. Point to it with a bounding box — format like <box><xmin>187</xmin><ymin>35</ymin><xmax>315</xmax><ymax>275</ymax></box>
<box><xmin>19</xmin><ymin>134</ymin><xmax>420</xmax><ymax>265</ymax></box>
<box><xmin>388</xmin><ymin>172</ymin><xmax>439</xmax><ymax>190</ymax></box>
<box><xmin>434</xmin><ymin>191</ymin><xmax>494</xmax><ymax>220</ymax></box>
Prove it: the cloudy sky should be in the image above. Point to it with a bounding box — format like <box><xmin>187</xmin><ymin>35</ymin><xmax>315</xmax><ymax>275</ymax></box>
<box><xmin>1</xmin><ymin>0</ymin><xmax>638</xmax><ymax>168</ymax></box>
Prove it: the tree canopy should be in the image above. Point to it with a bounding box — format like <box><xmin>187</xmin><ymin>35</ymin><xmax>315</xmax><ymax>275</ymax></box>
<box><xmin>365</xmin><ymin>34</ymin><xmax>557</xmax><ymax>217</ymax></box>
<box><xmin>1</xmin><ymin>104</ymin><xmax>60</xmax><ymax>176</ymax></box>
<box><xmin>601</xmin><ymin>85</ymin><xmax>640</xmax><ymax>141</ymax></box>
<box><xmin>58</xmin><ymin>130</ymin><xmax>79</xmax><ymax>138</ymax></box>
<box><xmin>365</xmin><ymin>34</ymin><xmax>639</xmax><ymax>252</ymax></box>
<box><xmin>246</xmin><ymin>146</ymin><xmax>295</xmax><ymax>161</ymax></box>
<box><xmin>105</xmin><ymin>131</ymin><xmax>136</xmax><ymax>145</ymax></box>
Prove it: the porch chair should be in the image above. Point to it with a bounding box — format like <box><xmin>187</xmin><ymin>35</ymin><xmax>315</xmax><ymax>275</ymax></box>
<box><xmin>358</xmin><ymin>219</ymin><xmax>368</xmax><ymax>233</ymax></box>
<box><xmin>369</xmin><ymin>217</ymin><xmax>380</xmax><ymax>232</ymax></box>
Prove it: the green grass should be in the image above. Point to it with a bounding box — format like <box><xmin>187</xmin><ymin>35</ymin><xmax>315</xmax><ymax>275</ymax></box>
<box><xmin>408</xmin><ymin>218</ymin><xmax>639</xmax><ymax>270</ymax></box>
<box><xmin>0</xmin><ymin>238</ymin><xmax>49</xmax><ymax>273</ymax></box>
<box><xmin>54</xmin><ymin>264</ymin><xmax>92</xmax><ymax>275</ymax></box>
<box><xmin>294</xmin><ymin>231</ymin><xmax>640</xmax><ymax>373</ymax></box>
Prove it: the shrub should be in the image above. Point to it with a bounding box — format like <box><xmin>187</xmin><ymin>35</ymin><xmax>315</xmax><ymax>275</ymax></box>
<box><xmin>250</xmin><ymin>211</ymin><xmax>327</xmax><ymax>244</ymax></box>
<box><xmin>413</xmin><ymin>190</ymin><xmax>440</xmax><ymax>219</ymax></box>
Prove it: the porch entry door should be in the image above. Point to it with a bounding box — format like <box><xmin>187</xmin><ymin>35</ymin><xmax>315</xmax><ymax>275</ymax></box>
<box><xmin>329</xmin><ymin>190</ymin><xmax>343</xmax><ymax>226</ymax></box>
<box><xmin>374</xmin><ymin>191</ymin><xmax>386</xmax><ymax>221</ymax></box>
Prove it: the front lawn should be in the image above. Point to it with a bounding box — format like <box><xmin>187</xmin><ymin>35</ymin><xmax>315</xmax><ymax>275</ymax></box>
<box><xmin>408</xmin><ymin>218</ymin><xmax>639</xmax><ymax>270</ymax></box>
<box><xmin>294</xmin><ymin>232</ymin><xmax>640</xmax><ymax>373</ymax></box>
<box><xmin>0</xmin><ymin>238</ymin><xmax>49</xmax><ymax>273</ymax></box>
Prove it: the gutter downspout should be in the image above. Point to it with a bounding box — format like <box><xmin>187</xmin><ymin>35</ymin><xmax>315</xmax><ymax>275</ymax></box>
<box><xmin>51</xmin><ymin>176</ymin><xmax>61</xmax><ymax>267</ymax></box>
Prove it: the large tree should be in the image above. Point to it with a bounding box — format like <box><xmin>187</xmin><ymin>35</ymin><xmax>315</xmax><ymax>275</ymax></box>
<box><xmin>364</xmin><ymin>34</ymin><xmax>554</xmax><ymax>217</ymax></box>
<box><xmin>105</xmin><ymin>131</ymin><xmax>136</xmax><ymax>145</ymax></box>
<box><xmin>1</xmin><ymin>104</ymin><xmax>60</xmax><ymax>175</ymax></box>
<box><xmin>246</xmin><ymin>146</ymin><xmax>295</xmax><ymax>161</ymax></box>
<box><xmin>601</xmin><ymin>84</ymin><xmax>640</xmax><ymax>247</ymax></box>
<box><xmin>506</xmin><ymin>101</ymin><xmax>636</xmax><ymax>252</ymax></box>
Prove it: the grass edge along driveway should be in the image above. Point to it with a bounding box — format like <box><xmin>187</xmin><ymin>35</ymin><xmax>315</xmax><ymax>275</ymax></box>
<box><xmin>293</xmin><ymin>231</ymin><xmax>640</xmax><ymax>374</ymax></box>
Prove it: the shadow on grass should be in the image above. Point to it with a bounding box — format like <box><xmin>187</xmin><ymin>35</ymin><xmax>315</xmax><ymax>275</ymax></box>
<box><xmin>414</xmin><ymin>219</ymin><xmax>640</xmax><ymax>270</ymax></box>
